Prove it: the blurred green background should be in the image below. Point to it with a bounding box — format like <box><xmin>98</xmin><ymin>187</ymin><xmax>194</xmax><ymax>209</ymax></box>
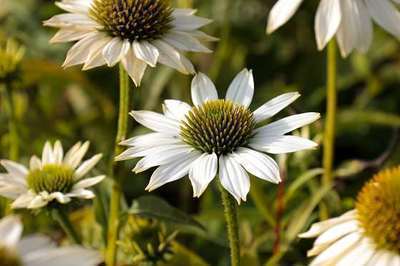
<box><xmin>1</xmin><ymin>0</ymin><xmax>400</xmax><ymax>265</ymax></box>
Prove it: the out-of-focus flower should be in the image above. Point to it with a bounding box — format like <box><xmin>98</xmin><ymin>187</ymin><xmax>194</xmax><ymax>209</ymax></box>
<box><xmin>44</xmin><ymin>0</ymin><xmax>216</xmax><ymax>86</ymax></box>
<box><xmin>0</xmin><ymin>215</ymin><xmax>102</xmax><ymax>265</ymax></box>
<box><xmin>117</xmin><ymin>69</ymin><xmax>319</xmax><ymax>203</ymax></box>
<box><xmin>300</xmin><ymin>166</ymin><xmax>400</xmax><ymax>265</ymax></box>
<box><xmin>0</xmin><ymin>38</ymin><xmax>25</xmax><ymax>83</ymax></box>
<box><xmin>267</xmin><ymin>0</ymin><xmax>400</xmax><ymax>57</ymax></box>
<box><xmin>0</xmin><ymin>140</ymin><xmax>105</xmax><ymax>209</ymax></box>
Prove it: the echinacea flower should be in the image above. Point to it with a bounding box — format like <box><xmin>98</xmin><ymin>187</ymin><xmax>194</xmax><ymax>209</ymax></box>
<box><xmin>267</xmin><ymin>0</ymin><xmax>400</xmax><ymax>57</ymax></box>
<box><xmin>117</xmin><ymin>69</ymin><xmax>320</xmax><ymax>203</ymax></box>
<box><xmin>300</xmin><ymin>166</ymin><xmax>400</xmax><ymax>265</ymax></box>
<box><xmin>0</xmin><ymin>215</ymin><xmax>101</xmax><ymax>265</ymax></box>
<box><xmin>44</xmin><ymin>0</ymin><xmax>216</xmax><ymax>85</ymax></box>
<box><xmin>0</xmin><ymin>140</ymin><xmax>105</xmax><ymax>209</ymax></box>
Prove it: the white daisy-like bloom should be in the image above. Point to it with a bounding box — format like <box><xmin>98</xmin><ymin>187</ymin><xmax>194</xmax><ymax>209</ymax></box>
<box><xmin>117</xmin><ymin>69</ymin><xmax>320</xmax><ymax>203</ymax></box>
<box><xmin>43</xmin><ymin>0</ymin><xmax>216</xmax><ymax>86</ymax></box>
<box><xmin>300</xmin><ymin>167</ymin><xmax>400</xmax><ymax>265</ymax></box>
<box><xmin>267</xmin><ymin>0</ymin><xmax>400</xmax><ymax>57</ymax></box>
<box><xmin>0</xmin><ymin>140</ymin><xmax>105</xmax><ymax>209</ymax></box>
<box><xmin>0</xmin><ymin>215</ymin><xmax>102</xmax><ymax>266</ymax></box>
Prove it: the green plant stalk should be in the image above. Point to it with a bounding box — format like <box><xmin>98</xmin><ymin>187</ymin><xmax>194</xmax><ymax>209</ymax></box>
<box><xmin>218</xmin><ymin>182</ymin><xmax>240</xmax><ymax>266</ymax></box>
<box><xmin>323</xmin><ymin>40</ymin><xmax>337</xmax><ymax>186</ymax></box>
<box><xmin>249</xmin><ymin>178</ymin><xmax>275</xmax><ymax>228</ymax></box>
<box><xmin>2</xmin><ymin>84</ymin><xmax>18</xmax><ymax>161</ymax></box>
<box><xmin>106</xmin><ymin>64</ymin><xmax>130</xmax><ymax>266</ymax></box>
<box><xmin>52</xmin><ymin>208</ymin><xmax>81</xmax><ymax>244</ymax></box>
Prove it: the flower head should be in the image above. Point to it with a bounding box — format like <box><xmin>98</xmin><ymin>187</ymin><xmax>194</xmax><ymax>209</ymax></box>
<box><xmin>267</xmin><ymin>0</ymin><xmax>400</xmax><ymax>57</ymax></box>
<box><xmin>44</xmin><ymin>0</ymin><xmax>216</xmax><ymax>85</ymax></box>
<box><xmin>300</xmin><ymin>166</ymin><xmax>400</xmax><ymax>265</ymax></box>
<box><xmin>0</xmin><ymin>215</ymin><xmax>101</xmax><ymax>266</ymax></box>
<box><xmin>0</xmin><ymin>38</ymin><xmax>25</xmax><ymax>83</ymax></box>
<box><xmin>117</xmin><ymin>69</ymin><xmax>319</xmax><ymax>203</ymax></box>
<box><xmin>0</xmin><ymin>140</ymin><xmax>105</xmax><ymax>209</ymax></box>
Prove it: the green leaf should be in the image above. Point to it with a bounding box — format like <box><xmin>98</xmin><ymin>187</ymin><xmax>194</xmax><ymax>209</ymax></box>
<box><xmin>338</xmin><ymin>109</ymin><xmax>400</xmax><ymax>127</ymax></box>
<box><xmin>285</xmin><ymin>168</ymin><xmax>324</xmax><ymax>204</ymax></box>
<box><xmin>125</xmin><ymin>195</ymin><xmax>205</xmax><ymax>231</ymax></box>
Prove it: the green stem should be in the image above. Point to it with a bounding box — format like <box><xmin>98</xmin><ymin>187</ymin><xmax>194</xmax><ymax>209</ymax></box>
<box><xmin>106</xmin><ymin>64</ymin><xmax>130</xmax><ymax>266</ymax></box>
<box><xmin>323</xmin><ymin>40</ymin><xmax>337</xmax><ymax>186</ymax></box>
<box><xmin>2</xmin><ymin>84</ymin><xmax>18</xmax><ymax>161</ymax></box>
<box><xmin>52</xmin><ymin>208</ymin><xmax>81</xmax><ymax>244</ymax></box>
<box><xmin>218</xmin><ymin>182</ymin><xmax>240</xmax><ymax>266</ymax></box>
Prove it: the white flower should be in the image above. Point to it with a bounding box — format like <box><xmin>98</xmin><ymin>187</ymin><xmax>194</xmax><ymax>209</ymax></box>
<box><xmin>0</xmin><ymin>140</ymin><xmax>105</xmax><ymax>209</ymax></box>
<box><xmin>0</xmin><ymin>215</ymin><xmax>102</xmax><ymax>266</ymax></box>
<box><xmin>300</xmin><ymin>167</ymin><xmax>400</xmax><ymax>265</ymax></box>
<box><xmin>117</xmin><ymin>69</ymin><xmax>319</xmax><ymax>203</ymax></box>
<box><xmin>267</xmin><ymin>0</ymin><xmax>400</xmax><ymax>57</ymax></box>
<box><xmin>44</xmin><ymin>0</ymin><xmax>216</xmax><ymax>86</ymax></box>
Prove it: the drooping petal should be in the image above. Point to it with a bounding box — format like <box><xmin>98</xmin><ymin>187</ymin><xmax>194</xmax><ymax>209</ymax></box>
<box><xmin>163</xmin><ymin>99</ymin><xmax>192</xmax><ymax>121</ymax></box>
<box><xmin>315</xmin><ymin>0</ymin><xmax>342</xmax><ymax>50</ymax></box>
<box><xmin>11</xmin><ymin>192</ymin><xmax>36</xmax><ymax>209</ymax></box>
<box><xmin>0</xmin><ymin>215</ymin><xmax>22</xmax><ymax>247</ymax></box>
<box><xmin>0</xmin><ymin>160</ymin><xmax>28</xmax><ymax>181</ymax></box>
<box><xmin>225</xmin><ymin>69</ymin><xmax>254</xmax><ymax>108</ymax></box>
<box><xmin>152</xmin><ymin>40</ymin><xmax>195</xmax><ymax>74</ymax></box>
<box><xmin>102</xmin><ymin>37</ymin><xmax>130</xmax><ymax>67</ymax></box>
<box><xmin>74</xmin><ymin>154</ymin><xmax>103</xmax><ymax>179</ymax></box>
<box><xmin>172</xmin><ymin>14</ymin><xmax>212</xmax><ymax>31</ymax></box>
<box><xmin>164</xmin><ymin>31</ymin><xmax>212</xmax><ymax>53</ymax></box>
<box><xmin>219</xmin><ymin>154</ymin><xmax>250</xmax><ymax>204</ymax></box>
<box><xmin>121</xmin><ymin>45</ymin><xmax>148</xmax><ymax>86</ymax></box>
<box><xmin>130</xmin><ymin>111</ymin><xmax>181</xmax><ymax>136</ymax></box>
<box><xmin>191</xmin><ymin>73</ymin><xmax>218</xmax><ymax>106</ymax></box>
<box><xmin>232</xmin><ymin>147</ymin><xmax>281</xmax><ymax>183</ymax></box>
<box><xmin>249</xmin><ymin>135</ymin><xmax>318</xmax><ymax>154</ymax></box>
<box><xmin>188</xmin><ymin>153</ymin><xmax>218</xmax><ymax>197</ymax></box>
<box><xmin>82</xmin><ymin>35</ymin><xmax>111</xmax><ymax>70</ymax></box>
<box><xmin>253</xmin><ymin>92</ymin><xmax>300</xmax><ymax>123</ymax></box>
<box><xmin>50</xmin><ymin>29</ymin><xmax>93</xmax><ymax>44</ymax></box>
<box><xmin>365</xmin><ymin>0</ymin><xmax>400</xmax><ymax>38</ymax></box>
<box><xmin>132</xmin><ymin>41</ymin><xmax>159</xmax><ymax>67</ymax></box>
<box><xmin>266</xmin><ymin>0</ymin><xmax>305</xmax><ymax>33</ymax></box>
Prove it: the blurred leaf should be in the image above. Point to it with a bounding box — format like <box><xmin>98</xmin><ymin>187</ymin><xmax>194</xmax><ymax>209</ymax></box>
<box><xmin>125</xmin><ymin>196</ymin><xmax>205</xmax><ymax>231</ymax></box>
<box><xmin>160</xmin><ymin>242</ymin><xmax>210</xmax><ymax>266</ymax></box>
<box><xmin>285</xmin><ymin>168</ymin><xmax>324</xmax><ymax>204</ymax></box>
<box><xmin>338</xmin><ymin>109</ymin><xmax>400</xmax><ymax>127</ymax></box>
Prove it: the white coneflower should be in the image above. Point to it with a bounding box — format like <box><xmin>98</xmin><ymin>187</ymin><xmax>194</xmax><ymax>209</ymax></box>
<box><xmin>267</xmin><ymin>0</ymin><xmax>400</xmax><ymax>57</ymax></box>
<box><xmin>0</xmin><ymin>140</ymin><xmax>105</xmax><ymax>209</ymax></box>
<box><xmin>0</xmin><ymin>215</ymin><xmax>101</xmax><ymax>265</ymax></box>
<box><xmin>300</xmin><ymin>166</ymin><xmax>400</xmax><ymax>265</ymax></box>
<box><xmin>117</xmin><ymin>69</ymin><xmax>319</xmax><ymax>203</ymax></box>
<box><xmin>44</xmin><ymin>0</ymin><xmax>216</xmax><ymax>85</ymax></box>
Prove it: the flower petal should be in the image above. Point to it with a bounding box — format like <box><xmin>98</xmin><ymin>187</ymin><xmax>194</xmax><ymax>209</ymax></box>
<box><xmin>73</xmin><ymin>175</ymin><xmax>105</xmax><ymax>189</ymax></box>
<box><xmin>0</xmin><ymin>160</ymin><xmax>28</xmax><ymax>181</ymax></box>
<box><xmin>29</xmin><ymin>156</ymin><xmax>42</xmax><ymax>171</ymax></box>
<box><xmin>188</xmin><ymin>153</ymin><xmax>217</xmax><ymax>197</ymax></box>
<box><xmin>121</xmin><ymin>45</ymin><xmax>148</xmax><ymax>86</ymax></box>
<box><xmin>365</xmin><ymin>0</ymin><xmax>400</xmax><ymax>38</ymax></box>
<box><xmin>191</xmin><ymin>73</ymin><xmax>218</xmax><ymax>106</ymax></box>
<box><xmin>132</xmin><ymin>41</ymin><xmax>159</xmax><ymax>67</ymax></box>
<box><xmin>249</xmin><ymin>135</ymin><xmax>318</xmax><ymax>154</ymax></box>
<box><xmin>102</xmin><ymin>37</ymin><xmax>130</xmax><ymax>67</ymax></box>
<box><xmin>315</xmin><ymin>0</ymin><xmax>342</xmax><ymax>50</ymax></box>
<box><xmin>253</xmin><ymin>92</ymin><xmax>300</xmax><ymax>123</ymax></box>
<box><xmin>172</xmin><ymin>14</ymin><xmax>212</xmax><ymax>31</ymax></box>
<box><xmin>163</xmin><ymin>99</ymin><xmax>192</xmax><ymax>121</ymax></box>
<box><xmin>64</xmin><ymin>141</ymin><xmax>90</xmax><ymax>169</ymax></box>
<box><xmin>74</xmin><ymin>154</ymin><xmax>102</xmax><ymax>179</ymax></box>
<box><xmin>267</xmin><ymin>0</ymin><xmax>305</xmax><ymax>33</ymax></box>
<box><xmin>153</xmin><ymin>40</ymin><xmax>195</xmax><ymax>74</ymax></box>
<box><xmin>11</xmin><ymin>192</ymin><xmax>36</xmax><ymax>209</ymax></box>
<box><xmin>50</xmin><ymin>29</ymin><xmax>93</xmax><ymax>44</ymax></box>
<box><xmin>120</xmin><ymin>133</ymin><xmax>182</xmax><ymax>147</ymax></box>
<box><xmin>0</xmin><ymin>215</ymin><xmax>22</xmax><ymax>247</ymax></box>
<box><xmin>164</xmin><ymin>31</ymin><xmax>212</xmax><ymax>53</ymax></box>
<box><xmin>130</xmin><ymin>110</ymin><xmax>181</xmax><ymax>135</ymax></box>
<box><xmin>225</xmin><ymin>69</ymin><xmax>254</xmax><ymax>108</ymax></box>
<box><xmin>53</xmin><ymin>140</ymin><xmax>64</xmax><ymax>164</ymax></box>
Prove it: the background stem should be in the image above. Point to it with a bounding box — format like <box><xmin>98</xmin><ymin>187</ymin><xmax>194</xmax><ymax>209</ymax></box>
<box><xmin>218</xmin><ymin>182</ymin><xmax>240</xmax><ymax>266</ymax></box>
<box><xmin>2</xmin><ymin>84</ymin><xmax>19</xmax><ymax>161</ymax></box>
<box><xmin>52</xmin><ymin>208</ymin><xmax>81</xmax><ymax>244</ymax></box>
<box><xmin>323</xmin><ymin>40</ymin><xmax>337</xmax><ymax>186</ymax></box>
<box><xmin>106</xmin><ymin>64</ymin><xmax>130</xmax><ymax>266</ymax></box>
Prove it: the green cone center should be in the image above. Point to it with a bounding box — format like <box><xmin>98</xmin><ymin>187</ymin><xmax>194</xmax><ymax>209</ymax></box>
<box><xmin>356</xmin><ymin>167</ymin><xmax>400</xmax><ymax>253</ymax></box>
<box><xmin>90</xmin><ymin>0</ymin><xmax>173</xmax><ymax>42</ymax></box>
<box><xmin>180</xmin><ymin>100</ymin><xmax>255</xmax><ymax>156</ymax></box>
<box><xmin>27</xmin><ymin>164</ymin><xmax>75</xmax><ymax>194</ymax></box>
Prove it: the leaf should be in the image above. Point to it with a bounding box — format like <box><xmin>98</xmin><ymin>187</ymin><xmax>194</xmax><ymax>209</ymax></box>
<box><xmin>285</xmin><ymin>168</ymin><xmax>324</xmax><ymax>204</ymax></box>
<box><xmin>338</xmin><ymin>109</ymin><xmax>400</xmax><ymax>127</ymax></box>
<box><xmin>125</xmin><ymin>195</ymin><xmax>205</xmax><ymax>231</ymax></box>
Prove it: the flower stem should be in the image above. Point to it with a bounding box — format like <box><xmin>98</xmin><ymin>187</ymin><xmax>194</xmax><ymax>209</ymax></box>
<box><xmin>2</xmin><ymin>84</ymin><xmax>19</xmax><ymax>161</ymax></box>
<box><xmin>106</xmin><ymin>64</ymin><xmax>130</xmax><ymax>266</ymax></box>
<box><xmin>52</xmin><ymin>208</ymin><xmax>81</xmax><ymax>244</ymax></box>
<box><xmin>218</xmin><ymin>182</ymin><xmax>240</xmax><ymax>266</ymax></box>
<box><xmin>323</xmin><ymin>40</ymin><xmax>337</xmax><ymax>186</ymax></box>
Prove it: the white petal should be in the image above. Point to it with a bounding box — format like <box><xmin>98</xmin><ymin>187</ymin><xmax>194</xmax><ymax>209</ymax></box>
<box><xmin>41</xmin><ymin>141</ymin><xmax>54</xmax><ymax>164</ymax></box>
<box><xmin>315</xmin><ymin>0</ymin><xmax>342</xmax><ymax>50</ymax></box>
<box><xmin>153</xmin><ymin>40</ymin><xmax>195</xmax><ymax>74</ymax></box>
<box><xmin>164</xmin><ymin>31</ymin><xmax>212</xmax><ymax>53</ymax></box>
<box><xmin>43</xmin><ymin>13</ymin><xmax>99</xmax><ymax>29</ymax></box>
<box><xmin>121</xmin><ymin>45</ymin><xmax>147</xmax><ymax>86</ymax></box>
<box><xmin>64</xmin><ymin>141</ymin><xmax>90</xmax><ymax>169</ymax></box>
<box><xmin>102</xmin><ymin>38</ymin><xmax>130</xmax><ymax>67</ymax></box>
<box><xmin>366</xmin><ymin>0</ymin><xmax>400</xmax><ymax>37</ymax></box>
<box><xmin>73</xmin><ymin>175</ymin><xmax>105</xmax><ymax>189</ymax></box>
<box><xmin>145</xmin><ymin>151</ymin><xmax>201</xmax><ymax>191</ymax></box>
<box><xmin>62</xmin><ymin>32</ymin><xmax>102</xmax><ymax>68</ymax></box>
<box><xmin>52</xmin><ymin>192</ymin><xmax>71</xmax><ymax>204</ymax></box>
<box><xmin>232</xmin><ymin>147</ymin><xmax>281</xmax><ymax>183</ymax></box>
<box><xmin>66</xmin><ymin>189</ymin><xmax>95</xmax><ymax>199</ymax></box>
<box><xmin>266</xmin><ymin>0</ymin><xmax>305</xmax><ymax>33</ymax></box>
<box><xmin>132</xmin><ymin>41</ymin><xmax>159</xmax><ymax>67</ymax></box>
<box><xmin>255</xmin><ymin>112</ymin><xmax>320</xmax><ymax>137</ymax></box>
<box><xmin>17</xmin><ymin>235</ymin><xmax>54</xmax><ymax>254</ymax></box>
<box><xmin>55</xmin><ymin>0</ymin><xmax>91</xmax><ymax>14</ymax></box>
<box><xmin>74</xmin><ymin>154</ymin><xmax>102</xmax><ymax>179</ymax></box>
<box><xmin>116</xmin><ymin>144</ymin><xmax>190</xmax><ymax>161</ymax></box>
<box><xmin>189</xmin><ymin>30</ymin><xmax>219</xmax><ymax>42</ymax></box>
<box><xmin>130</xmin><ymin>111</ymin><xmax>181</xmax><ymax>135</ymax></box>
<box><xmin>120</xmin><ymin>133</ymin><xmax>181</xmax><ymax>147</ymax></box>
<box><xmin>0</xmin><ymin>215</ymin><xmax>22</xmax><ymax>247</ymax></box>
<box><xmin>82</xmin><ymin>35</ymin><xmax>111</xmax><ymax>70</ymax></box>
<box><xmin>249</xmin><ymin>135</ymin><xmax>318</xmax><ymax>154</ymax></box>
<box><xmin>27</xmin><ymin>194</ymin><xmax>49</xmax><ymax>209</ymax></box>
<box><xmin>219</xmin><ymin>154</ymin><xmax>250</xmax><ymax>204</ymax></box>
<box><xmin>172</xmin><ymin>8</ymin><xmax>197</xmax><ymax>16</ymax></box>
<box><xmin>335</xmin><ymin>237</ymin><xmax>375</xmax><ymax>266</ymax></box>
<box><xmin>191</xmin><ymin>73</ymin><xmax>218</xmax><ymax>106</ymax></box>
<box><xmin>313</xmin><ymin>220</ymin><xmax>359</xmax><ymax>248</ymax></box>
<box><xmin>53</xmin><ymin>140</ymin><xmax>64</xmax><ymax>164</ymax></box>
<box><xmin>163</xmin><ymin>99</ymin><xmax>192</xmax><ymax>121</ymax></box>
<box><xmin>367</xmin><ymin>250</ymin><xmax>394</xmax><ymax>266</ymax></box>
<box><xmin>253</xmin><ymin>92</ymin><xmax>300</xmax><ymax>123</ymax></box>
<box><xmin>11</xmin><ymin>192</ymin><xmax>36</xmax><ymax>209</ymax></box>
<box><xmin>225</xmin><ymin>69</ymin><xmax>254</xmax><ymax>108</ymax></box>
<box><xmin>29</xmin><ymin>156</ymin><xmax>42</xmax><ymax>171</ymax></box>
<box><xmin>50</xmin><ymin>29</ymin><xmax>92</xmax><ymax>44</ymax></box>
<box><xmin>0</xmin><ymin>160</ymin><xmax>28</xmax><ymax>181</ymax></box>
<box><xmin>188</xmin><ymin>153</ymin><xmax>217</xmax><ymax>197</ymax></box>
<box><xmin>172</xmin><ymin>14</ymin><xmax>212</xmax><ymax>31</ymax></box>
